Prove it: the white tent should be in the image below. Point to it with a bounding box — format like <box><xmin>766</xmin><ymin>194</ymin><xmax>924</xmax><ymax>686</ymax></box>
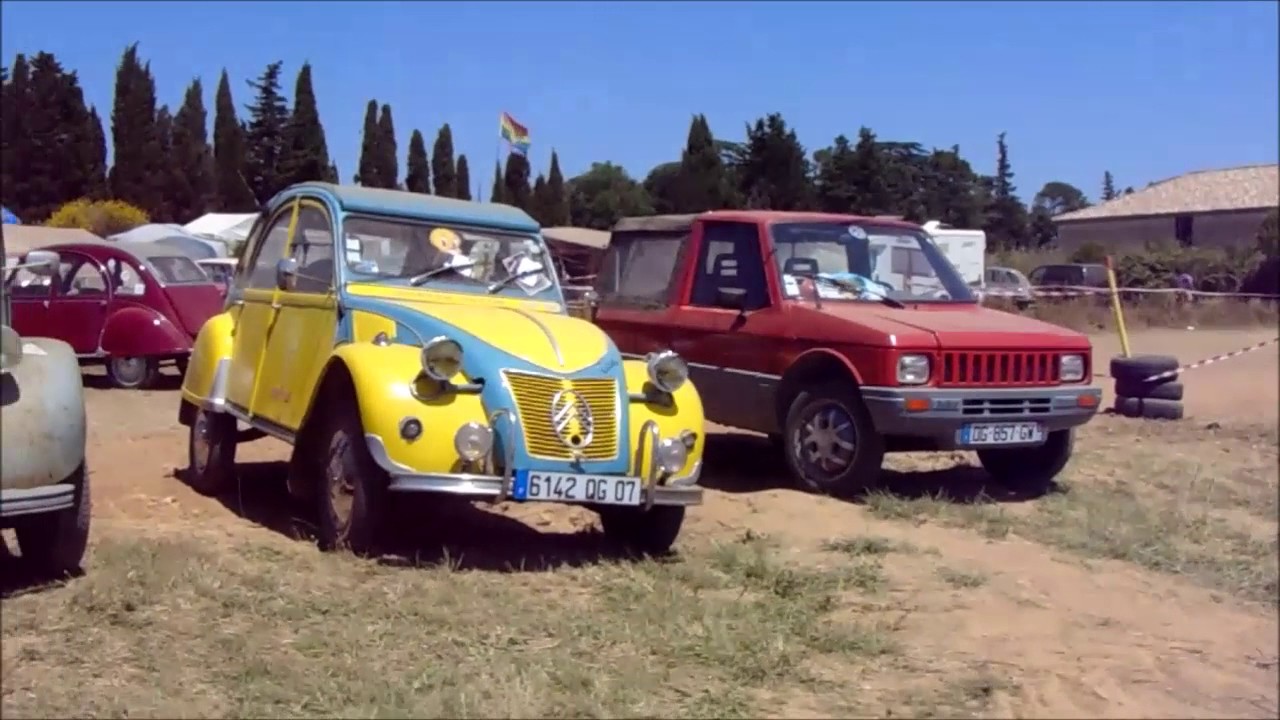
<box><xmin>107</xmin><ymin>223</ymin><xmax>228</xmax><ymax>259</ymax></box>
<box><xmin>183</xmin><ymin>213</ymin><xmax>259</xmax><ymax>245</ymax></box>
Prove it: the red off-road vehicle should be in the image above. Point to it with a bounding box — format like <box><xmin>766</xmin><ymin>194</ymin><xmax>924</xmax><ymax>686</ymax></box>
<box><xmin>588</xmin><ymin>211</ymin><xmax>1102</xmax><ymax>497</ymax></box>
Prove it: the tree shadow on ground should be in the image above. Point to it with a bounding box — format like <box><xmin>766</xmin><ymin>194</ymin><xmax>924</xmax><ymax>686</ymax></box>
<box><xmin>697</xmin><ymin>431</ymin><xmax>1058</xmax><ymax>505</ymax></box>
<box><xmin>173</xmin><ymin>461</ymin><xmax>648</xmax><ymax>574</ymax></box>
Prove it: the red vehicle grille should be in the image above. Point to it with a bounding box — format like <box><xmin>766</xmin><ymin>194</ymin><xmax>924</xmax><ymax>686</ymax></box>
<box><xmin>939</xmin><ymin>351</ymin><xmax>1064</xmax><ymax>387</ymax></box>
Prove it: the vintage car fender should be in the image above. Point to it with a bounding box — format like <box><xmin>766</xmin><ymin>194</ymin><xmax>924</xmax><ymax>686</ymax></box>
<box><xmin>101</xmin><ymin>305</ymin><xmax>191</xmax><ymax>357</ymax></box>
<box><xmin>620</xmin><ymin>358</ymin><xmax>706</xmax><ymax>482</ymax></box>
<box><xmin>1</xmin><ymin>336</ymin><xmax>87</xmax><ymax>492</ymax></box>
<box><xmin>323</xmin><ymin>342</ymin><xmax>490</xmax><ymax>474</ymax></box>
<box><xmin>180</xmin><ymin>311</ymin><xmax>236</xmax><ymax>408</ymax></box>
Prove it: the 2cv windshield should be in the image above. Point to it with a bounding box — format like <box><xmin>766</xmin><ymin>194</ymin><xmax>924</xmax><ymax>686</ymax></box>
<box><xmin>341</xmin><ymin>216</ymin><xmax>558</xmax><ymax>298</ymax></box>
<box><xmin>771</xmin><ymin>222</ymin><xmax>975</xmax><ymax>303</ymax></box>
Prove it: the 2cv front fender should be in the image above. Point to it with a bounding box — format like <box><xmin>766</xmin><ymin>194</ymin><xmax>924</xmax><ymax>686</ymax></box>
<box><xmin>1</xmin><ymin>336</ymin><xmax>86</xmax><ymax>492</ymax></box>
<box><xmin>306</xmin><ymin>342</ymin><xmax>490</xmax><ymax>474</ymax></box>
<box><xmin>179</xmin><ymin>310</ymin><xmax>236</xmax><ymax>412</ymax></box>
<box><xmin>621</xmin><ymin>358</ymin><xmax>706</xmax><ymax>485</ymax></box>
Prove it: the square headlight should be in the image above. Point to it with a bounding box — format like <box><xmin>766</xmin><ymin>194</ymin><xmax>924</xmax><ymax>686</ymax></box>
<box><xmin>1059</xmin><ymin>354</ymin><xmax>1085</xmax><ymax>382</ymax></box>
<box><xmin>897</xmin><ymin>354</ymin><xmax>930</xmax><ymax>385</ymax></box>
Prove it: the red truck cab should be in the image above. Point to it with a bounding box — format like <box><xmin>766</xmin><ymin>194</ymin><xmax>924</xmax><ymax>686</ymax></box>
<box><xmin>589</xmin><ymin>211</ymin><xmax>1102</xmax><ymax>497</ymax></box>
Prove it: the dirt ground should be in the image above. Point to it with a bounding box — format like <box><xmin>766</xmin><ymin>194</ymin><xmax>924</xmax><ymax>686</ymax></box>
<box><xmin>2</xmin><ymin>326</ymin><xmax>1277</xmax><ymax>718</ymax></box>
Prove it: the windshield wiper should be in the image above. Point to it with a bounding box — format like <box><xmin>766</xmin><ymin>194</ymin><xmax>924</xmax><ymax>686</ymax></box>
<box><xmin>486</xmin><ymin>266</ymin><xmax>548</xmax><ymax>294</ymax></box>
<box><xmin>407</xmin><ymin>261</ymin><xmax>477</xmax><ymax>286</ymax></box>
<box><xmin>792</xmin><ymin>272</ymin><xmax>906</xmax><ymax>309</ymax></box>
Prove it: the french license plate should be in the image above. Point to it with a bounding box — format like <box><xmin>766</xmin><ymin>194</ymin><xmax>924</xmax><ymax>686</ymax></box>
<box><xmin>511</xmin><ymin>470</ymin><xmax>641</xmax><ymax>507</ymax></box>
<box><xmin>958</xmin><ymin>422</ymin><xmax>1045</xmax><ymax>446</ymax></box>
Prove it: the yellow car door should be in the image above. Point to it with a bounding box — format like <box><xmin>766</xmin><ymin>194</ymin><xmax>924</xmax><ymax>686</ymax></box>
<box><xmin>252</xmin><ymin>198</ymin><xmax>339</xmax><ymax>431</ymax></box>
<box><xmin>226</xmin><ymin>201</ymin><xmax>297</xmax><ymax>416</ymax></box>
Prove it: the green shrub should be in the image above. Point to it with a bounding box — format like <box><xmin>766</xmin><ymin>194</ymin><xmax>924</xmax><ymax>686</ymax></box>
<box><xmin>45</xmin><ymin>198</ymin><xmax>149</xmax><ymax>237</ymax></box>
<box><xmin>1069</xmin><ymin>241</ymin><xmax>1107</xmax><ymax>264</ymax></box>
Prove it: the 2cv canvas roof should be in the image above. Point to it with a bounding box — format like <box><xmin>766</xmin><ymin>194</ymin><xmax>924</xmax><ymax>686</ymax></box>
<box><xmin>288</xmin><ymin>182</ymin><xmax>541</xmax><ymax>234</ymax></box>
<box><xmin>611</xmin><ymin>214</ymin><xmax>701</xmax><ymax>234</ymax></box>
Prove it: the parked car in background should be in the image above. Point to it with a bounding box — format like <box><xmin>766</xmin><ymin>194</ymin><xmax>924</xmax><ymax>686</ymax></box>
<box><xmin>177</xmin><ymin>182</ymin><xmax>707</xmax><ymax>556</ymax></box>
<box><xmin>980</xmin><ymin>265</ymin><xmax>1035</xmax><ymax>309</ymax></box>
<box><xmin>1028</xmin><ymin>263</ymin><xmax>1109</xmax><ymax>290</ymax></box>
<box><xmin>1</xmin><ymin>240</ymin><xmax>91</xmax><ymax>576</ymax></box>
<box><xmin>196</xmin><ymin>257</ymin><xmax>239</xmax><ymax>297</ymax></box>
<box><xmin>6</xmin><ymin>240</ymin><xmax>224</xmax><ymax>389</ymax></box>
<box><xmin>591</xmin><ymin>211</ymin><xmax>1102</xmax><ymax>498</ymax></box>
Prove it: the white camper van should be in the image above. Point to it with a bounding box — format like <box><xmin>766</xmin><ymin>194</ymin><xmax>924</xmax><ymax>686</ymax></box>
<box><xmin>921</xmin><ymin>220</ymin><xmax>986</xmax><ymax>287</ymax></box>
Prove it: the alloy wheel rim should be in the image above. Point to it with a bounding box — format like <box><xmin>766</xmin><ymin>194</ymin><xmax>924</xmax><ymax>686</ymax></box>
<box><xmin>191</xmin><ymin>412</ymin><xmax>212</xmax><ymax>475</ymax></box>
<box><xmin>793</xmin><ymin>402</ymin><xmax>858</xmax><ymax>482</ymax></box>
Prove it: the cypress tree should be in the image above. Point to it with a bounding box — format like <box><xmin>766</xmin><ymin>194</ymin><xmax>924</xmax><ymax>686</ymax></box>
<box><xmin>212</xmin><ymin>69</ymin><xmax>255</xmax><ymax>211</ymax></box>
<box><xmin>243</xmin><ymin>61</ymin><xmax>290</xmax><ymax>203</ymax></box>
<box><xmin>530</xmin><ymin>173</ymin><xmax>551</xmax><ymax>225</ymax></box>
<box><xmin>502</xmin><ymin>153</ymin><xmax>531</xmax><ymax>210</ymax></box>
<box><xmin>456</xmin><ymin>154</ymin><xmax>472</xmax><ymax>201</ymax></box>
<box><xmin>544</xmin><ymin>150</ymin><xmax>569</xmax><ymax>225</ymax></box>
<box><xmin>1</xmin><ymin>55</ymin><xmax>32</xmax><ymax>213</ymax></box>
<box><xmin>24</xmin><ymin>52</ymin><xmax>94</xmax><ymax>220</ymax></box>
<box><xmin>109</xmin><ymin>44</ymin><xmax>163</xmax><ymax>216</ymax></box>
<box><xmin>355</xmin><ymin>100</ymin><xmax>379</xmax><ymax>187</ymax></box>
<box><xmin>153</xmin><ymin>105</ymin><xmax>175</xmax><ymax>221</ymax></box>
<box><xmin>84</xmin><ymin>106</ymin><xmax>108</xmax><ymax>200</ymax></box>
<box><xmin>405</xmin><ymin>129</ymin><xmax>430</xmax><ymax>194</ymax></box>
<box><xmin>278</xmin><ymin>62</ymin><xmax>333</xmax><ymax>187</ymax></box>
<box><xmin>490</xmin><ymin>160</ymin><xmax>504</xmax><ymax>204</ymax></box>
<box><xmin>431</xmin><ymin>123</ymin><xmax>457</xmax><ymax>198</ymax></box>
<box><xmin>170</xmin><ymin>78</ymin><xmax>213</xmax><ymax>221</ymax></box>
<box><xmin>676</xmin><ymin>114</ymin><xmax>733</xmax><ymax>212</ymax></box>
<box><xmin>375</xmin><ymin>104</ymin><xmax>398</xmax><ymax>189</ymax></box>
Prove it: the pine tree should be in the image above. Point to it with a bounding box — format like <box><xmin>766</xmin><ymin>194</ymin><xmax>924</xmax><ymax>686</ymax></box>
<box><xmin>848</xmin><ymin>127</ymin><xmax>890</xmax><ymax>214</ymax></box>
<box><xmin>243</xmin><ymin>61</ymin><xmax>290</xmax><ymax>204</ymax></box>
<box><xmin>169</xmin><ymin>78</ymin><xmax>213</xmax><ymax>222</ymax></box>
<box><xmin>490</xmin><ymin>160</ymin><xmax>504</xmax><ymax>203</ymax></box>
<box><xmin>502</xmin><ymin>153</ymin><xmax>532</xmax><ymax>210</ymax></box>
<box><xmin>544</xmin><ymin>150</ymin><xmax>569</xmax><ymax>225</ymax></box>
<box><xmin>982</xmin><ymin>132</ymin><xmax>1030</xmax><ymax>251</ymax></box>
<box><xmin>1102</xmin><ymin>171</ymin><xmax>1117</xmax><ymax>201</ymax></box>
<box><xmin>376</xmin><ymin>104</ymin><xmax>398</xmax><ymax>189</ymax></box>
<box><xmin>278</xmin><ymin>62</ymin><xmax>333</xmax><ymax>188</ymax></box>
<box><xmin>153</xmin><ymin>105</ymin><xmax>175</xmax><ymax>221</ymax></box>
<box><xmin>0</xmin><ymin>55</ymin><xmax>32</xmax><ymax>213</ymax></box>
<box><xmin>430</xmin><ymin>124</ymin><xmax>457</xmax><ymax>198</ymax></box>
<box><xmin>737</xmin><ymin>113</ymin><xmax>812</xmax><ymax>210</ymax></box>
<box><xmin>23</xmin><ymin>52</ymin><xmax>95</xmax><ymax>220</ymax></box>
<box><xmin>355</xmin><ymin>100</ymin><xmax>380</xmax><ymax>187</ymax></box>
<box><xmin>456</xmin><ymin>154</ymin><xmax>472</xmax><ymax>201</ymax></box>
<box><xmin>84</xmin><ymin>106</ymin><xmax>108</xmax><ymax>199</ymax></box>
<box><xmin>405</xmin><ymin>129</ymin><xmax>430</xmax><ymax>194</ymax></box>
<box><xmin>676</xmin><ymin>114</ymin><xmax>733</xmax><ymax>212</ymax></box>
<box><xmin>212</xmin><ymin>70</ymin><xmax>255</xmax><ymax>211</ymax></box>
<box><xmin>109</xmin><ymin>44</ymin><xmax>164</xmax><ymax>216</ymax></box>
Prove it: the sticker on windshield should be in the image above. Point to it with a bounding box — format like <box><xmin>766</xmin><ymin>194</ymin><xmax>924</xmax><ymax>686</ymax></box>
<box><xmin>847</xmin><ymin>225</ymin><xmax>868</xmax><ymax>240</ymax></box>
<box><xmin>501</xmin><ymin>254</ymin><xmax>552</xmax><ymax>296</ymax></box>
<box><xmin>429</xmin><ymin>227</ymin><xmax>462</xmax><ymax>254</ymax></box>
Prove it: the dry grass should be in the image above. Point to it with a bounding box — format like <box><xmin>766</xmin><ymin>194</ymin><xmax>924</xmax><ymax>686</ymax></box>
<box><xmin>985</xmin><ymin>294</ymin><xmax>1278</xmax><ymax>333</ymax></box>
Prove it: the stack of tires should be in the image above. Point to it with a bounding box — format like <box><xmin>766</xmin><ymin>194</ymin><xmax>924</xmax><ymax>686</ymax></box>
<box><xmin>1109</xmin><ymin>354</ymin><xmax>1184</xmax><ymax>420</ymax></box>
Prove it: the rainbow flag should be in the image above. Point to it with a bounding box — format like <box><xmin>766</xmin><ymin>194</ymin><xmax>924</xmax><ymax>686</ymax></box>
<box><xmin>499</xmin><ymin>112</ymin><xmax>531</xmax><ymax>156</ymax></box>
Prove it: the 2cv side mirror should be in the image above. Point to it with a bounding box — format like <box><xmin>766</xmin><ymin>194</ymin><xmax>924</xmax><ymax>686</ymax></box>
<box><xmin>21</xmin><ymin>249</ymin><xmax>61</xmax><ymax>276</ymax></box>
<box><xmin>275</xmin><ymin>257</ymin><xmax>299</xmax><ymax>291</ymax></box>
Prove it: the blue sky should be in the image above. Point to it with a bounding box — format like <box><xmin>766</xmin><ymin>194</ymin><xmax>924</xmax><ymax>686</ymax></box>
<box><xmin>2</xmin><ymin>0</ymin><xmax>1276</xmax><ymax>207</ymax></box>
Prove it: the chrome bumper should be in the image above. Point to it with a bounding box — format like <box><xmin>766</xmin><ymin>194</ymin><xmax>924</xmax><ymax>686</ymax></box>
<box><xmin>363</xmin><ymin>417</ymin><xmax>703</xmax><ymax>508</ymax></box>
<box><xmin>0</xmin><ymin>483</ymin><xmax>76</xmax><ymax>519</ymax></box>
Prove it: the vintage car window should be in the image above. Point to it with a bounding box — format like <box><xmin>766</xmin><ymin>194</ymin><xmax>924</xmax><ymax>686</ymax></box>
<box><xmin>289</xmin><ymin>207</ymin><xmax>335</xmax><ymax>293</ymax></box>
<box><xmin>342</xmin><ymin>216</ymin><xmax>555</xmax><ymax>297</ymax></box>
<box><xmin>58</xmin><ymin>256</ymin><xmax>109</xmax><ymax>297</ymax></box>
<box><xmin>597</xmin><ymin>231</ymin><xmax>685</xmax><ymax>307</ymax></box>
<box><xmin>104</xmin><ymin>258</ymin><xmax>147</xmax><ymax>296</ymax></box>
<box><xmin>690</xmin><ymin>221</ymin><xmax>770</xmax><ymax>310</ymax></box>
<box><xmin>5</xmin><ymin>266</ymin><xmax>53</xmax><ymax>298</ymax></box>
<box><xmin>147</xmin><ymin>255</ymin><xmax>208</xmax><ymax>284</ymax></box>
<box><xmin>245</xmin><ymin>209</ymin><xmax>296</xmax><ymax>290</ymax></box>
<box><xmin>772</xmin><ymin>222</ymin><xmax>975</xmax><ymax>303</ymax></box>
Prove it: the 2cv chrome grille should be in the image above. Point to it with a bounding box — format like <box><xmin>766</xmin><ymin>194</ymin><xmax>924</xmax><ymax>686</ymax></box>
<box><xmin>502</xmin><ymin>370</ymin><xmax>620</xmax><ymax>461</ymax></box>
<box><xmin>939</xmin><ymin>351</ymin><xmax>1065</xmax><ymax>387</ymax></box>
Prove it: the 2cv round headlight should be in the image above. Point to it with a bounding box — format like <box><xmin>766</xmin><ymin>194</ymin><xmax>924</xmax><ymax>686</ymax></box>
<box><xmin>421</xmin><ymin>336</ymin><xmax>463</xmax><ymax>382</ymax></box>
<box><xmin>646</xmin><ymin>350</ymin><xmax>689</xmax><ymax>393</ymax></box>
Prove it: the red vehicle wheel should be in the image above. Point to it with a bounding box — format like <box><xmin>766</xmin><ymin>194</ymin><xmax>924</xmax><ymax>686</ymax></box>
<box><xmin>107</xmin><ymin>356</ymin><xmax>159</xmax><ymax>389</ymax></box>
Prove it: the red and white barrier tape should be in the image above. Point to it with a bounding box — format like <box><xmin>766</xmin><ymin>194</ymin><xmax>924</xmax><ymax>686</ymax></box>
<box><xmin>1141</xmin><ymin>337</ymin><xmax>1280</xmax><ymax>383</ymax></box>
<box><xmin>982</xmin><ymin>285</ymin><xmax>1280</xmax><ymax>300</ymax></box>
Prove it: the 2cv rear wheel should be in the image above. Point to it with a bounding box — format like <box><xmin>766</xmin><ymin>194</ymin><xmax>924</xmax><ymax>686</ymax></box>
<box><xmin>107</xmin><ymin>356</ymin><xmax>160</xmax><ymax>390</ymax></box>
<box><xmin>315</xmin><ymin>409</ymin><xmax>389</xmax><ymax>557</ymax></box>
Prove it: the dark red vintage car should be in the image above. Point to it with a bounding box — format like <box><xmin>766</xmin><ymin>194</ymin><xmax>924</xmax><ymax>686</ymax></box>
<box><xmin>5</xmin><ymin>240</ymin><xmax>225</xmax><ymax>389</ymax></box>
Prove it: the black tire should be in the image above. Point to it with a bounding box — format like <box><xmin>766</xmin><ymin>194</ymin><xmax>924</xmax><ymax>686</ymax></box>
<box><xmin>315</xmin><ymin>409</ymin><xmax>388</xmax><ymax>556</ymax></box>
<box><xmin>107</xmin><ymin>356</ymin><xmax>160</xmax><ymax>389</ymax></box>
<box><xmin>15</xmin><ymin>463</ymin><xmax>91</xmax><ymax>576</ymax></box>
<box><xmin>782</xmin><ymin>381</ymin><xmax>885</xmax><ymax>498</ymax></box>
<box><xmin>598</xmin><ymin>505</ymin><xmax>686</xmax><ymax>556</ymax></box>
<box><xmin>1113</xmin><ymin>379</ymin><xmax>1184</xmax><ymax>401</ymax></box>
<box><xmin>977</xmin><ymin>429</ymin><xmax>1073</xmax><ymax>496</ymax></box>
<box><xmin>185</xmin><ymin>406</ymin><xmax>237</xmax><ymax>496</ymax></box>
<box><xmin>1114</xmin><ymin>396</ymin><xmax>1184</xmax><ymax>420</ymax></box>
<box><xmin>1109</xmin><ymin>354</ymin><xmax>1179</xmax><ymax>384</ymax></box>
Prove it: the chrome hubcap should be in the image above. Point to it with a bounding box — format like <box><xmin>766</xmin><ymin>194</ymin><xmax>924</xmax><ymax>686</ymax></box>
<box><xmin>327</xmin><ymin>450</ymin><xmax>355</xmax><ymax>529</ymax></box>
<box><xmin>191</xmin><ymin>412</ymin><xmax>213</xmax><ymax>474</ymax></box>
<box><xmin>794</xmin><ymin>403</ymin><xmax>857</xmax><ymax>479</ymax></box>
<box><xmin>112</xmin><ymin>357</ymin><xmax>146</xmax><ymax>384</ymax></box>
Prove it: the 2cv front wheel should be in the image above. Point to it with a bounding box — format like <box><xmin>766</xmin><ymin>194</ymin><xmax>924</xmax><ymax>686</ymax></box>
<box><xmin>315</xmin><ymin>411</ymin><xmax>389</xmax><ymax>557</ymax></box>
<box><xmin>597</xmin><ymin>505</ymin><xmax>686</xmax><ymax>556</ymax></box>
<box><xmin>185</xmin><ymin>407</ymin><xmax>237</xmax><ymax>497</ymax></box>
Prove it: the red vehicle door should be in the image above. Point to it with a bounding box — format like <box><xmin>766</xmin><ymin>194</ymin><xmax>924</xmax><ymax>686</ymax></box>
<box><xmin>665</xmin><ymin>219</ymin><xmax>783</xmax><ymax>434</ymax></box>
<box><xmin>46</xmin><ymin>250</ymin><xmax>111</xmax><ymax>355</ymax></box>
<box><xmin>5</xmin><ymin>260</ymin><xmax>55</xmax><ymax>339</ymax></box>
